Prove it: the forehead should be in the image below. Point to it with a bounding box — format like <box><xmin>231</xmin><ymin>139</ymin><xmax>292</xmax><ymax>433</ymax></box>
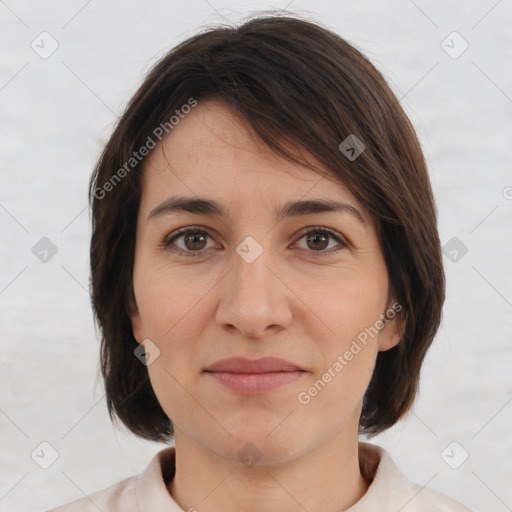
<box><xmin>140</xmin><ymin>98</ymin><xmax>363</xmax><ymax>215</ymax></box>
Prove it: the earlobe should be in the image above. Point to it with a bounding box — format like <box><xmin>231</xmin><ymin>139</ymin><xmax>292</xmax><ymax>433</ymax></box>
<box><xmin>376</xmin><ymin>298</ymin><xmax>405</xmax><ymax>352</ymax></box>
<box><xmin>378</xmin><ymin>330</ymin><xmax>401</xmax><ymax>352</ymax></box>
<box><xmin>128</xmin><ymin>298</ymin><xmax>143</xmax><ymax>344</ymax></box>
<box><xmin>377</xmin><ymin>316</ymin><xmax>403</xmax><ymax>352</ymax></box>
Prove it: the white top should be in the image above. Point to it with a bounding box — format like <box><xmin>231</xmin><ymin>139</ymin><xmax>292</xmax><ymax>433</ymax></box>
<box><xmin>46</xmin><ymin>442</ymin><xmax>473</xmax><ymax>511</ymax></box>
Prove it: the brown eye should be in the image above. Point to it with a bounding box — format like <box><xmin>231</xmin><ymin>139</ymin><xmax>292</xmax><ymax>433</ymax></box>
<box><xmin>164</xmin><ymin>228</ymin><xmax>215</xmax><ymax>257</ymax></box>
<box><xmin>295</xmin><ymin>227</ymin><xmax>348</xmax><ymax>258</ymax></box>
<box><xmin>182</xmin><ymin>231</ymin><xmax>208</xmax><ymax>250</ymax></box>
<box><xmin>305</xmin><ymin>232</ymin><xmax>329</xmax><ymax>251</ymax></box>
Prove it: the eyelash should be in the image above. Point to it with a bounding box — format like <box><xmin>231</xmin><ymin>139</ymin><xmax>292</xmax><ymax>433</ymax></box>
<box><xmin>162</xmin><ymin>226</ymin><xmax>348</xmax><ymax>259</ymax></box>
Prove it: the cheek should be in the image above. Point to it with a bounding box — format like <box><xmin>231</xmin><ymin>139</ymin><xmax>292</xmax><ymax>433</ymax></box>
<box><xmin>135</xmin><ymin>268</ymin><xmax>211</xmax><ymax>426</ymax></box>
<box><xmin>298</xmin><ymin>334</ymin><xmax>378</xmax><ymax>425</ymax></box>
<box><xmin>303</xmin><ymin>270</ymin><xmax>387</xmax><ymax>341</ymax></box>
<box><xmin>133</xmin><ymin>259</ymin><xmax>214</xmax><ymax>391</ymax></box>
<box><xmin>133</xmin><ymin>255</ymin><xmax>216</xmax><ymax>339</ymax></box>
<box><xmin>299</xmin><ymin>271</ymin><xmax>385</xmax><ymax>399</ymax></box>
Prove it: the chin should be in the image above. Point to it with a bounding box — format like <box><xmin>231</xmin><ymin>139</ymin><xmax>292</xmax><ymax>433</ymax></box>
<box><xmin>220</xmin><ymin>426</ymin><xmax>305</xmax><ymax>466</ymax></box>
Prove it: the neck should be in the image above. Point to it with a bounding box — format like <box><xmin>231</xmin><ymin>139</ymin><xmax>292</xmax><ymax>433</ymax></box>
<box><xmin>168</xmin><ymin>429</ymin><xmax>371</xmax><ymax>512</ymax></box>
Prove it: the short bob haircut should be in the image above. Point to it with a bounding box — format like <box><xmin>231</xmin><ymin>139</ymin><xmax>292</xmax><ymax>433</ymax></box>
<box><xmin>89</xmin><ymin>13</ymin><xmax>445</xmax><ymax>442</ymax></box>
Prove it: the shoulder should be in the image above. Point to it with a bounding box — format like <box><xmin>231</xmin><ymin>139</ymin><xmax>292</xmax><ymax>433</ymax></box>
<box><xmin>404</xmin><ymin>483</ymin><xmax>473</xmax><ymax>512</ymax></box>
<box><xmin>45</xmin><ymin>475</ymin><xmax>139</xmax><ymax>512</ymax></box>
<box><xmin>405</xmin><ymin>482</ymin><xmax>474</xmax><ymax>511</ymax></box>
<box><xmin>44</xmin><ymin>446</ymin><xmax>177</xmax><ymax>512</ymax></box>
<box><xmin>356</xmin><ymin>442</ymin><xmax>474</xmax><ymax>512</ymax></box>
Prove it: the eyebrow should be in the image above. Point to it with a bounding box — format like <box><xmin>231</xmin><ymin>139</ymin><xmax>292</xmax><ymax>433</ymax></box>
<box><xmin>148</xmin><ymin>196</ymin><xmax>367</xmax><ymax>226</ymax></box>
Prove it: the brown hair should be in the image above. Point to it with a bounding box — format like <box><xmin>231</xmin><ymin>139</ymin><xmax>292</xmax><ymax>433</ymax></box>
<box><xmin>89</xmin><ymin>12</ymin><xmax>445</xmax><ymax>442</ymax></box>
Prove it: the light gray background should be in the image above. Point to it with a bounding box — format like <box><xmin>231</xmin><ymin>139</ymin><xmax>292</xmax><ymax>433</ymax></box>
<box><xmin>1</xmin><ymin>1</ymin><xmax>511</xmax><ymax>511</ymax></box>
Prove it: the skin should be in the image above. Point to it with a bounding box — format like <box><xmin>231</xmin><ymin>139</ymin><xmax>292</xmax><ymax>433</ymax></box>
<box><xmin>130</xmin><ymin>98</ymin><xmax>400</xmax><ymax>512</ymax></box>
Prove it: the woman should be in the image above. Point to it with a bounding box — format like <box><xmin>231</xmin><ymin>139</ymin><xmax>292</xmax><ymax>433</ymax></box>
<box><xmin>49</xmin><ymin>13</ymin><xmax>472</xmax><ymax>512</ymax></box>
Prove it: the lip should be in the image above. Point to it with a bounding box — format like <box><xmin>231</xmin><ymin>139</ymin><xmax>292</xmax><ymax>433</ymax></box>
<box><xmin>204</xmin><ymin>357</ymin><xmax>307</xmax><ymax>395</ymax></box>
<box><xmin>204</xmin><ymin>356</ymin><xmax>304</xmax><ymax>373</ymax></box>
<box><xmin>206</xmin><ymin>371</ymin><xmax>306</xmax><ymax>394</ymax></box>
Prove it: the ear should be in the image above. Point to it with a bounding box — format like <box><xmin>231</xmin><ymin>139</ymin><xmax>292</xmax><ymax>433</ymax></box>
<box><xmin>377</xmin><ymin>303</ymin><xmax>404</xmax><ymax>352</ymax></box>
<box><xmin>128</xmin><ymin>293</ymin><xmax>144</xmax><ymax>344</ymax></box>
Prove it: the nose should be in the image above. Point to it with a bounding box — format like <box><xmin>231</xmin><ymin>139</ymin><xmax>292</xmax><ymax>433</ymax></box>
<box><xmin>215</xmin><ymin>239</ymin><xmax>293</xmax><ymax>339</ymax></box>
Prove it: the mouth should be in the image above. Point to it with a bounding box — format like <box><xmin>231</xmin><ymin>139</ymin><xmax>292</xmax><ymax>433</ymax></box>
<box><xmin>204</xmin><ymin>356</ymin><xmax>305</xmax><ymax>373</ymax></box>
<box><xmin>204</xmin><ymin>357</ymin><xmax>308</xmax><ymax>394</ymax></box>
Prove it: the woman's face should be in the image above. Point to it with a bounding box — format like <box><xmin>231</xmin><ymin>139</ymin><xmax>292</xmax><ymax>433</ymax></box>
<box><xmin>130</xmin><ymin>98</ymin><xmax>400</xmax><ymax>464</ymax></box>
